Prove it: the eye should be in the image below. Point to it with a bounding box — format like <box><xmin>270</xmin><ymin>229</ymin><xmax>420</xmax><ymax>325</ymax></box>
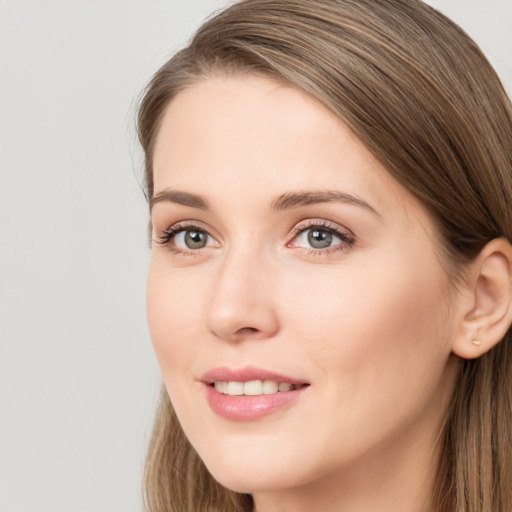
<box><xmin>299</xmin><ymin>228</ymin><xmax>336</xmax><ymax>249</ymax></box>
<box><xmin>175</xmin><ymin>229</ymin><xmax>210</xmax><ymax>250</ymax></box>
<box><xmin>293</xmin><ymin>228</ymin><xmax>341</xmax><ymax>249</ymax></box>
<box><xmin>154</xmin><ymin>223</ymin><xmax>218</xmax><ymax>254</ymax></box>
<box><xmin>289</xmin><ymin>221</ymin><xmax>355</xmax><ymax>253</ymax></box>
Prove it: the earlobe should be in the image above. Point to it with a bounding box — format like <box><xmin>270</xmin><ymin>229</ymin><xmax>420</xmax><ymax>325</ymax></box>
<box><xmin>452</xmin><ymin>238</ymin><xmax>512</xmax><ymax>360</ymax></box>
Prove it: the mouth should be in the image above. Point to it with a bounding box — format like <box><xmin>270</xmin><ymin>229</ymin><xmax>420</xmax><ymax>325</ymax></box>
<box><xmin>201</xmin><ymin>366</ymin><xmax>310</xmax><ymax>421</ymax></box>
<box><xmin>211</xmin><ymin>379</ymin><xmax>308</xmax><ymax>396</ymax></box>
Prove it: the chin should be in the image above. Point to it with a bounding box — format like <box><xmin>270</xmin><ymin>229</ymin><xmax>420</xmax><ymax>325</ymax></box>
<box><xmin>206</xmin><ymin>463</ymin><xmax>299</xmax><ymax>495</ymax></box>
<box><xmin>197</xmin><ymin>441</ymin><xmax>320</xmax><ymax>495</ymax></box>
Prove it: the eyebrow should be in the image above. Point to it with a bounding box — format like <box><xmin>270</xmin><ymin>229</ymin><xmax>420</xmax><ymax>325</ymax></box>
<box><xmin>270</xmin><ymin>190</ymin><xmax>380</xmax><ymax>216</ymax></box>
<box><xmin>150</xmin><ymin>188</ymin><xmax>379</xmax><ymax>216</ymax></box>
<box><xmin>150</xmin><ymin>190</ymin><xmax>210</xmax><ymax>211</ymax></box>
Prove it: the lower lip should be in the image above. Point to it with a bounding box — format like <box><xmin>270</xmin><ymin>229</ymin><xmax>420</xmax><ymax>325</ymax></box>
<box><xmin>204</xmin><ymin>384</ymin><xmax>308</xmax><ymax>421</ymax></box>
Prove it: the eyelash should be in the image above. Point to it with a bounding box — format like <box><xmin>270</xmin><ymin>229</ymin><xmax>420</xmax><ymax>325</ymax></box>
<box><xmin>153</xmin><ymin>220</ymin><xmax>355</xmax><ymax>256</ymax></box>
<box><xmin>289</xmin><ymin>220</ymin><xmax>355</xmax><ymax>255</ymax></box>
<box><xmin>153</xmin><ymin>222</ymin><xmax>210</xmax><ymax>257</ymax></box>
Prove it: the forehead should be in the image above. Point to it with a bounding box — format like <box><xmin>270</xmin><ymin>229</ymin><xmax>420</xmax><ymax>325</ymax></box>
<box><xmin>152</xmin><ymin>75</ymin><xmax>423</xmax><ymax>221</ymax></box>
<box><xmin>153</xmin><ymin>74</ymin><xmax>348</xmax><ymax>169</ymax></box>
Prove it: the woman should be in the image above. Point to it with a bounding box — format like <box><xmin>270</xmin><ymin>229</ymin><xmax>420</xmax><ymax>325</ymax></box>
<box><xmin>137</xmin><ymin>1</ymin><xmax>512</xmax><ymax>511</ymax></box>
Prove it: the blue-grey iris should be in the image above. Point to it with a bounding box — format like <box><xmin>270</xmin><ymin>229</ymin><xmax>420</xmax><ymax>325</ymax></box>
<box><xmin>308</xmin><ymin>230</ymin><xmax>332</xmax><ymax>249</ymax></box>
<box><xmin>185</xmin><ymin>230</ymin><xmax>208</xmax><ymax>249</ymax></box>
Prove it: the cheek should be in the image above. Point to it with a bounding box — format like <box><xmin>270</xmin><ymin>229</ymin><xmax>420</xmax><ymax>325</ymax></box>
<box><xmin>284</xmin><ymin>256</ymin><xmax>453</xmax><ymax>395</ymax></box>
<box><xmin>146</xmin><ymin>262</ymin><xmax>204</xmax><ymax>375</ymax></box>
<box><xmin>271</xmin><ymin>258</ymin><xmax>455</xmax><ymax>472</ymax></box>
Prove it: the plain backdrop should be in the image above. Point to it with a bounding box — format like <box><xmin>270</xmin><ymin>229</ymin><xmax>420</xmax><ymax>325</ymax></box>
<box><xmin>0</xmin><ymin>1</ymin><xmax>511</xmax><ymax>511</ymax></box>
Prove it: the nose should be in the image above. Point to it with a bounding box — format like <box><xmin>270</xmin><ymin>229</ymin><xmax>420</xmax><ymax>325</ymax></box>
<box><xmin>205</xmin><ymin>246</ymin><xmax>280</xmax><ymax>343</ymax></box>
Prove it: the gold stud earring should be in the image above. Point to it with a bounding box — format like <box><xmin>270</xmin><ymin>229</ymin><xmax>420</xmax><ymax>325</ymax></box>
<box><xmin>472</xmin><ymin>337</ymin><xmax>481</xmax><ymax>346</ymax></box>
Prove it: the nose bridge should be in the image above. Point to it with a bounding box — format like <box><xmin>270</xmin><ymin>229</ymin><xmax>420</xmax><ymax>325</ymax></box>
<box><xmin>206</xmin><ymin>239</ymin><xmax>279</xmax><ymax>342</ymax></box>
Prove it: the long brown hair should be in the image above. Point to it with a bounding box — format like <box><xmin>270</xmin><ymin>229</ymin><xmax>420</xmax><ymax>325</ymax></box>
<box><xmin>137</xmin><ymin>1</ymin><xmax>512</xmax><ymax>510</ymax></box>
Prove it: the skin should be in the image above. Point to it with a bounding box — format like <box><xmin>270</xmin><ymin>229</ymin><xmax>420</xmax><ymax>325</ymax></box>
<box><xmin>147</xmin><ymin>75</ymin><xmax>465</xmax><ymax>512</ymax></box>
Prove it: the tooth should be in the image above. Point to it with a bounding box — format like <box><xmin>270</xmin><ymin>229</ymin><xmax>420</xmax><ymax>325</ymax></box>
<box><xmin>262</xmin><ymin>380</ymin><xmax>279</xmax><ymax>394</ymax></box>
<box><xmin>227</xmin><ymin>381</ymin><xmax>244</xmax><ymax>396</ymax></box>
<box><xmin>213</xmin><ymin>380</ymin><xmax>298</xmax><ymax>396</ymax></box>
<box><xmin>244</xmin><ymin>380</ymin><xmax>263</xmax><ymax>395</ymax></box>
<box><xmin>214</xmin><ymin>381</ymin><xmax>227</xmax><ymax>394</ymax></box>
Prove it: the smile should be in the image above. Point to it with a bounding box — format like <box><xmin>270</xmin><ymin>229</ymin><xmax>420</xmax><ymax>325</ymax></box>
<box><xmin>201</xmin><ymin>367</ymin><xmax>310</xmax><ymax>420</ymax></box>
<box><xmin>213</xmin><ymin>380</ymin><xmax>307</xmax><ymax>396</ymax></box>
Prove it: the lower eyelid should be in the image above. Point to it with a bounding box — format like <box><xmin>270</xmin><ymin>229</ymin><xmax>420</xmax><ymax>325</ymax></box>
<box><xmin>303</xmin><ymin>247</ymin><xmax>346</xmax><ymax>257</ymax></box>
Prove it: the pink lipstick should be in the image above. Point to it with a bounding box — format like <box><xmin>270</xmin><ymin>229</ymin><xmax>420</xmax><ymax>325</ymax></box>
<box><xmin>201</xmin><ymin>366</ymin><xmax>310</xmax><ymax>421</ymax></box>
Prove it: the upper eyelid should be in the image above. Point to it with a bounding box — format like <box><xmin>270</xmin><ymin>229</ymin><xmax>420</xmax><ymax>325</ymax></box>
<box><xmin>156</xmin><ymin>220</ymin><xmax>214</xmax><ymax>237</ymax></box>
<box><xmin>158</xmin><ymin>219</ymin><xmax>350</xmax><ymax>236</ymax></box>
<box><xmin>158</xmin><ymin>218</ymin><xmax>351</xmax><ymax>234</ymax></box>
<box><xmin>291</xmin><ymin>219</ymin><xmax>354</xmax><ymax>237</ymax></box>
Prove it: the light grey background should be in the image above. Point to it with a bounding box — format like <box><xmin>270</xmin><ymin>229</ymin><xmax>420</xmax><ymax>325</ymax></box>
<box><xmin>0</xmin><ymin>1</ymin><xmax>511</xmax><ymax>511</ymax></box>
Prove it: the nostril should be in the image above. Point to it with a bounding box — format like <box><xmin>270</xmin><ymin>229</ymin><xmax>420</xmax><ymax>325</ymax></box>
<box><xmin>237</xmin><ymin>327</ymin><xmax>260</xmax><ymax>335</ymax></box>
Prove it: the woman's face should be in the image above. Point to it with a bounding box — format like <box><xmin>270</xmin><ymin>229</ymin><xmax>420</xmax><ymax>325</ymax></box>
<box><xmin>147</xmin><ymin>75</ymin><xmax>460</xmax><ymax>499</ymax></box>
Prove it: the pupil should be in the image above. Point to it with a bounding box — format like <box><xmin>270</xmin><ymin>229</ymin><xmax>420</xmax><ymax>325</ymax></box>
<box><xmin>308</xmin><ymin>229</ymin><xmax>332</xmax><ymax>249</ymax></box>
<box><xmin>185</xmin><ymin>230</ymin><xmax>207</xmax><ymax>249</ymax></box>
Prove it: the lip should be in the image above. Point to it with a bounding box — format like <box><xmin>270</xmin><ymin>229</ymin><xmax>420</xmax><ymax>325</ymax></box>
<box><xmin>200</xmin><ymin>365</ymin><xmax>308</xmax><ymax>385</ymax></box>
<box><xmin>200</xmin><ymin>366</ymin><xmax>310</xmax><ymax>421</ymax></box>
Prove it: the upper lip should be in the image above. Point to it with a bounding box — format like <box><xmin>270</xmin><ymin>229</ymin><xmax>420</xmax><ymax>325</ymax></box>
<box><xmin>200</xmin><ymin>365</ymin><xmax>309</xmax><ymax>385</ymax></box>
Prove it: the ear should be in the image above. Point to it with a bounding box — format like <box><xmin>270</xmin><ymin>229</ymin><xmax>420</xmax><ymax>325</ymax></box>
<box><xmin>452</xmin><ymin>238</ymin><xmax>512</xmax><ymax>360</ymax></box>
